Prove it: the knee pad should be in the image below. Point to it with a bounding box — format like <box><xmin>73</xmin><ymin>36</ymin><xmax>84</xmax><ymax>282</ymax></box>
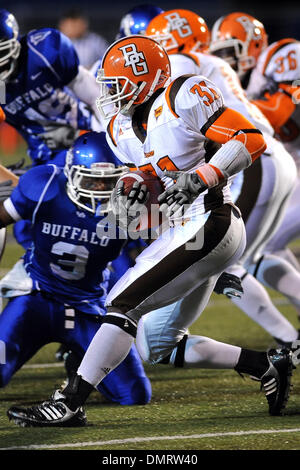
<box><xmin>102</xmin><ymin>313</ymin><xmax>137</xmax><ymax>337</ymax></box>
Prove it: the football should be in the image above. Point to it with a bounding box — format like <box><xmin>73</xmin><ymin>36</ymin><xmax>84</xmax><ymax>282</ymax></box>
<box><xmin>115</xmin><ymin>170</ymin><xmax>165</xmax><ymax>230</ymax></box>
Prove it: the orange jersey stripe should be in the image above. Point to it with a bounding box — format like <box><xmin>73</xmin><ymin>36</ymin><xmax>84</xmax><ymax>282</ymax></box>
<box><xmin>205</xmin><ymin>107</ymin><xmax>266</xmax><ymax>162</ymax></box>
<box><xmin>180</xmin><ymin>51</ymin><xmax>201</xmax><ymax>66</ymax></box>
<box><xmin>165</xmin><ymin>81</ymin><xmax>179</xmax><ymax>118</ymax></box>
<box><xmin>108</xmin><ymin>114</ymin><xmax>118</xmax><ymax>147</ymax></box>
<box><xmin>252</xmin><ymin>90</ymin><xmax>296</xmax><ymax>130</ymax></box>
<box><xmin>262</xmin><ymin>38</ymin><xmax>298</xmax><ymax>75</ymax></box>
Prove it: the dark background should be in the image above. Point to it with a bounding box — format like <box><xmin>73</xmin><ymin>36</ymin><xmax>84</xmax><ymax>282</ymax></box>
<box><xmin>4</xmin><ymin>0</ymin><xmax>300</xmax><ymax>45</ymax></box>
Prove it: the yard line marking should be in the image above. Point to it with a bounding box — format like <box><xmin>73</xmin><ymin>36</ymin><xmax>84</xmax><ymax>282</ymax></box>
<box><xmin>1</xmin><ymin>428</ymin><xmax>300</xmax><ymax>450</ymax></box>
<box><xmin>22</xmin><ymin>362</ymin><xmax>63</xmax><ymax>369</ymax></box>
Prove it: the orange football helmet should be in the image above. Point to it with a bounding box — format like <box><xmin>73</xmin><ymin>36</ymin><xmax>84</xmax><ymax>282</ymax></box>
<box><xmin>146</xmin><ymin>9</ymin><xmax>210</xmax><ymax>55</ymax></box>
<box><xmin>96</xmin><ymin>35</ymin><xmax>171</xmax><ymax>119</ymax></box>
<box><xmin>210</xmin><ymin>12</ymin><xmax>268</xmax><ymax>78</ymax></box>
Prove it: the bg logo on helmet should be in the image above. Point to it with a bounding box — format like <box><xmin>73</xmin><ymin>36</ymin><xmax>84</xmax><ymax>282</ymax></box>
<box><xmin>236</xmin><ymin>16</ymin><xmax>262</xmax><ymax>39</ymax></box>
<box><xmin>165</xmin><ymin>12</ymin><xmax>192</xmax><ymax>38</ymax></box>
<box><xmin>119</xmin><ymin>44</ymin><xmax>149</xmax><ymax>76</ymax></box>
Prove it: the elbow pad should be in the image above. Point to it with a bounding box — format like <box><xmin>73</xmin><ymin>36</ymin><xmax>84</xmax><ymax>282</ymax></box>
<box><xmin>208</xmin><ymin>139</ymin><xmax>252</xmax><ymax>179</ymax></box>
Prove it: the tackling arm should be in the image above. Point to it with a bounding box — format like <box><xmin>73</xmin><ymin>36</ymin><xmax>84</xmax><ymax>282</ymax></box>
<box><xmin>68</xmin><ymin>65</ymin><xmax>105</xmax><ymax>132</ymax></box>
<box><xmin>251</xmin><ymin>84</ymin><xmax>298</xmax><ymax>134</ymax></box>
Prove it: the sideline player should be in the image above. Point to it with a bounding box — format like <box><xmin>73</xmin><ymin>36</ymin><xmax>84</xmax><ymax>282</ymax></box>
<box><xmin>7</xmin><ymin>36</ymin><xmax>294</xmax><ymax>426</ymax></box>
<box><xmin>0</xmin><ymin>131</ymin><xmax>151</xmax><ymax>411</ymax></box>
<box><xmin>210</xmin><ymin>12</ymin><xmax>300</xmax><ymax>318</ymax></box>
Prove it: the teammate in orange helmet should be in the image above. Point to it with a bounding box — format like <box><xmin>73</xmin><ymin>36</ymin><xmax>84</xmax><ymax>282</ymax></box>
<box><xmin>210</xmin><ymin>12</ymin><xmax>268</xmax><ymax>85</ymax></box>
<box><xmin>145</xmin><ymin>8</ymin><xmax>210</xmax><ymax>55</ymax></box>
<box><xmin>210</xmin><ymin>12</ymin><xmax>300</xmax><ymax>320</ymax></box>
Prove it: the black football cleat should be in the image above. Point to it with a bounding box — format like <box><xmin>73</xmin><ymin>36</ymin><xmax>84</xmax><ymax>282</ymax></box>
<box><xmin>260</xmin><ymin>348</ymin><xmax>294</xmax><ymax>416</ymax></box>
<box><xmin>7</xmin><ymin>390</ymin><xmax>87</xmax><ymax>427</ymax></box>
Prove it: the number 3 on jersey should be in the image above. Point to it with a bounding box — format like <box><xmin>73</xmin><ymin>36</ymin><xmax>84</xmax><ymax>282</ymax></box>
<box><xmin>190</xmin><ymin>80</ymin><xmax>220</xmax><ymax>106</ymax></box>
<box><xmin>50</xmin><ymin>242</ymin><xmax>89</xmax><ymax>280</ymax></box>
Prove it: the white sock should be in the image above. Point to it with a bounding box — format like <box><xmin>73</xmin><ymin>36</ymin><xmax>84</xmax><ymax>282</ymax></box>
<box><xmin>254</xmin><ymin>253</ymin><xmax>300</xmax><ymax>315</ymax></box>
<box><xmin>231</xmin><ymin>273</ymin><xmax>298</xmax><ymax>343</ymax></box>
<box><xmin>78</xmin><ymin>319</ymin><xmax>134</xmax><ymax>387</ymax></box>
<box><xmin>172</xmin><ymin>335</ymin><xmax>241</xmax><ymax>369</ymax></box>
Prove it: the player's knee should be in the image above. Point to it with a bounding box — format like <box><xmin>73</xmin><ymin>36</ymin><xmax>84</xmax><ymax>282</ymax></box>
<box><xmin>129</xmin><ymin>376</ymin><xmax>152</xmax><ymax>405</ymax></box>
<box><xmin>0</xmin><ymin>366</ymin><xmax>11</xmax><ymax>388</ymax></box>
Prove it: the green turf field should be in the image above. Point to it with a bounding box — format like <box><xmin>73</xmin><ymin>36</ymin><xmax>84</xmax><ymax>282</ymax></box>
<box><xmin>0</xmin><ymin>145</ymin><xmax>299</xmax><ymax>451</ymax></box>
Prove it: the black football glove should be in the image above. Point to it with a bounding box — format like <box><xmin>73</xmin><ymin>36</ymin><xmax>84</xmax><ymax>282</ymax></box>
<box><xmin>158</xmin><ymin>170</ymin><xmax>208</xmax><ymax>218</ymax></box>
<box><xmin>111</xmin><ymin>180</ymin><xmax>149</xmax><ymax>231</ymax></box>
<box><xmin>214</xmin><ymin>272</ymin><xmax>244</xmax><ymax>299</ymax></box>
<box><xmin>0</xmin><ymin>180</ymin><xmax>14</xmax><ymax>202</ymax></box>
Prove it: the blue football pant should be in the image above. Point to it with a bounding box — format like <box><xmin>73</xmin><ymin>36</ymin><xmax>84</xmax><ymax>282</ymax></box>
<box><xmin>0</xmin><ymin>292</ymin><xmax>151</xmax><ymax>405</ymax></box>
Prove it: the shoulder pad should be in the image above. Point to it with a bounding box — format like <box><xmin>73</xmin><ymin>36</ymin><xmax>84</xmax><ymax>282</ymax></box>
<box><xmin>165</xmin><ymin>74</ymin><xmax>198</xmax><ymax>117</ymax></box>
<box><xmin>18</xmin><ymin>164</ymin><xmax>62</xmax><ymax>202</ymax></box>
<box><xmin>27</xmin><ymin>28</ymin><xmax>58</xmax><ymax>49</ymax></box>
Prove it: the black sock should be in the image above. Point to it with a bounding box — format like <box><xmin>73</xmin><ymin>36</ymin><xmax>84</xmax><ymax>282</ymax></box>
<box><xmin>62</xmin><ymin>374</ymin><xmax>94</xmax><ymax>411</ymax></box>
<box><xmin>234</xmin><ymin>349</ymin><xmax>269</xmax><ymax>379</ymax></box>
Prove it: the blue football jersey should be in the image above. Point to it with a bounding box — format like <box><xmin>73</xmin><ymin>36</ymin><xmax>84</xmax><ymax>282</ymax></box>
<box><xmin>3</xmin><ymin>29</ymin><xmax>93</xmax><ymax>164</ymax></box>
<box><xmin>7</xmin><ymin>164</ymin><xmax>127</xmax><ymax>315</ymax></box>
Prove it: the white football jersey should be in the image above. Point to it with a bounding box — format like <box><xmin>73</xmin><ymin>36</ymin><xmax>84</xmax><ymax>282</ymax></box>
<box><xmin>106</xmin><ymin>74</ymin><xmax>232</xmax><ymax>216</ymax></box>
<box><xmin>246</xmin><ymin>39</ymin><xmax>300</xmax><ymax>160</ymax></box>
<box><xmin>247</xmin><ymin>40</ymin><xmax>300</xmax><ymax>95</ymax></box>
<box><xmin>169</xmin><ymin>52</ymin><xmax>274</xmax><ymax>137</ymax></box>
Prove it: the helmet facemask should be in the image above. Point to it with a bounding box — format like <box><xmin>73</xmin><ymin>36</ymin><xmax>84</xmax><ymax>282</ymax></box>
<box><xmin>65</xmin><ymin>150</ymin><xmax>126</xmax><ymax>214</ymax></box>
<box><xmin>96</xmin><ymin>67</ymin><xmax>164</xmax><ymax>119</ymax></box>
<box><xmin>0</xmin><ymin>35</ymin><xmax>20</xmax><ymax>81</ymax></box>
<box><xmin>210</xmin><ymin>38</ymin><xmax>256</xmax><ymax>78</ymax></box>
<box><xmin>96</xmin><ymin>69</ymin><xmax>147</xmax><ymax>119</ymax></box>
<box><xmin>0</xmin><ymin>11</ymin><xmax>21</xmax><ymax>81</ymax></box>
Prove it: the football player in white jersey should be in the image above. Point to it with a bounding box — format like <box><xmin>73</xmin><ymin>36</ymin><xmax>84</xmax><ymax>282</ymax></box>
<box><xmin>145</xmin><ymin>8</ymin><xmax>300</xmax><ymax>348</ymax></box>
<box><xmin>7</xmin><ymin>35</ymin><xmax>294</xmax><ymax>427</ymax></box>
<box><xmin>210</xmin><ymin>12</ymin><xmax>300</xmax><ymax>320</ymax></box>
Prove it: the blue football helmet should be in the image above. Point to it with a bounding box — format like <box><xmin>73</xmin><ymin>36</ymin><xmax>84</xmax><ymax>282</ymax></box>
<box><xmin>64</xmin><ymin>131</ymin><xmax>127</xmax><ymax>214</ymax></box>
<box><xmin>117</xmin><ymin>4</ymin><xmax>164</xmax><ymax>39</ymax></box>
<box><xmin>0</xmin><ymin>9</ymin><xmax>21</xmax><ymax>81</ymax></box>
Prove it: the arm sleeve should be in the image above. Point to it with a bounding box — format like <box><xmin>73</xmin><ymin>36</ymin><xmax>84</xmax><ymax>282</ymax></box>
<box><xmin>251</xmin><ymin>86</ymin><xmax>297</xmax><ymax>130</ymax></box>
<box><xmin>204</xmin><ymin>106</ymin><xmax>266</xmax><ymax>163</ymax></box>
